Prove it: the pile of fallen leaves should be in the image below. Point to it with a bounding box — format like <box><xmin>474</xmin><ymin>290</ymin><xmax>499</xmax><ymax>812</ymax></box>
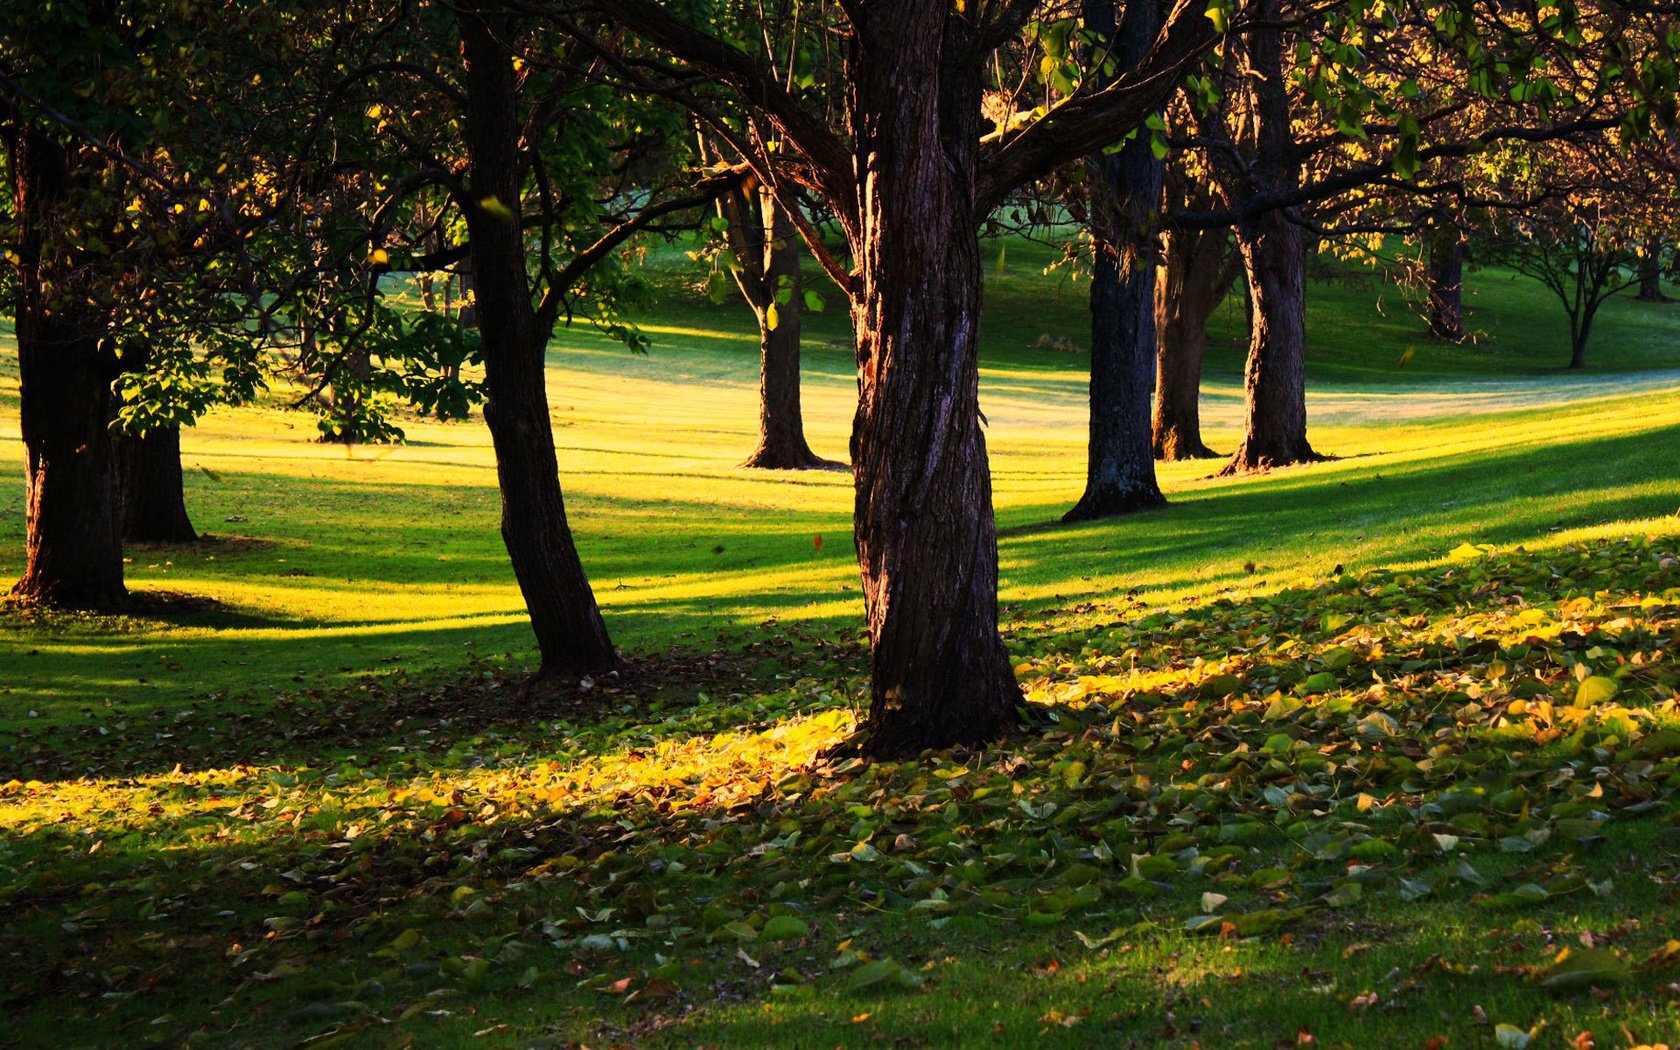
<box><xmin>3</xmin><ymin>537</ymin><xmax>1679</xmax><ymax>1045</ymax></box>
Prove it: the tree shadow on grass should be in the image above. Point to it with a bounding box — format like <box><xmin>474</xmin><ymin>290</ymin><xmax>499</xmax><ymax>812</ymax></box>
<box><xmin>6</xmin><ymin>575</ymin><xmax>1678</xmax><ymax>1050</ymax></box>
<box><xmin>997</xmin><ymin>422</ymin><xmax>1680</xmax><ymax>617</ymax></box>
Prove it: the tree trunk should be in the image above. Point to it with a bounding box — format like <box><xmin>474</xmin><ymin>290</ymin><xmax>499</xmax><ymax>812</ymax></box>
<box><xmin>7</xmin><ymin>127</ymin><xmax>127</xmax><ymax>608</ymax></box>
<box><xmin>1569</xmin><ymin>310</ymin><xmax>1593</xmax><ymax>369</ymax></box>
<box><xmin>456</xmin><ymin>260</ymin><xmax>477</xmax><ymax>330</ymax></box>
<box><xmin>1427</xmin><ymin>229</ymin><xmax>1465</xmax><ymax>340</ymax></box>
<box><xmin>1216</xmin><ymin>0</ymin><xmax>1319</xmax><ymax>475</ymax></box>
<box><xmin>458</xmin><ymin>10</ymin><xmax>615</xmax><ymax>678</ymax></box>
<box><xmin>1637</xmin><ymin>236</ymin><xmax>1664</xmax><ymax>302</ymax></box>
<box><xmin>1152</xmin><ymin>210</ymin><xmax>1233</xmax><ymax>460</ymax></box>
<box><xmin>1222</xmin><ymin>209</ymin><xmax>1318</xmax><ymax>472</ymax></box>
<box><xmin>117</xmin><ymin>425</ymin><xmax>197</xmax><ymax>544</ymax></box>
<box><xmin>1063</xmin><ymin>0</ymin><xmax>1167</xmax><ymax>522</ymax></box>
<box><xmin>721</xmin><ymin>185</ymin><xmax>834</xmax><ymax>469</ymax></box>
<box><xmin>847</xmin><ymin>5</ymin><xmax>1020</xmax><ymax>756</ymax></box>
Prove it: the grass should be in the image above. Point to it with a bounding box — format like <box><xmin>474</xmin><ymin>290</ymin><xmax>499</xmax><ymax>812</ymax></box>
<box><xmin>2</xmin><ymin>241</ymin><xmax>1680</xmax><ymax>1047</ymax></box>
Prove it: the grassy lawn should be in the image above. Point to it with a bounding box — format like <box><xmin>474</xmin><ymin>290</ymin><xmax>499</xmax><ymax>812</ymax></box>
<box><xmin>3</xmin><ymin>244</ymin><xmax>1680</xmax><ymax>1048</ymax></box>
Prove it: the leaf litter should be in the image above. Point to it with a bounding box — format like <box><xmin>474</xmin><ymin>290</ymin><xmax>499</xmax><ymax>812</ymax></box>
<box><xmin>4</xmin><ymin>537</ymin><xmax>1680</xmax><ymax>1045</ymax></box>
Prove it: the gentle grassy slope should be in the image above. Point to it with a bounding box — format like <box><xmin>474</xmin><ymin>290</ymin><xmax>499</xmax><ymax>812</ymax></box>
<box><xmin>2</xmin><ymin>246</ymin><xmax>1680</xmax><ymax>1047</ymax></box>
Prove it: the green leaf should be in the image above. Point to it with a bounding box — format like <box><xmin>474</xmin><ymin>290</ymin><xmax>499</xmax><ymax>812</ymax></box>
<box><xmin>760</xmin><ymin>915</ymin><xmax>811</xmax><ymax>942</ymax></box>
<box><xmin>845</xmin><ymin>957</ymin><xmax>924</xmax><ymax>992</ymax></box>
<box><xmin>1183</xmin><ymin>914</ymin><xmax>1225</xmax><ymax>934</ymax></box>
<box><xmin>1204</xmin><ymin>0</ymin><xmax>1229</xmax><ymax>33</ymax></box>
<box><xmin>1575</xmin><ymin>676</ymin><xmax>1618</xmax><ymax>705</ymax></box>
<box><xmin>1540</xmin><ymin>947</ymin><xmax>1630</xmax><ymax>991</ymax></box>
<box><xmin>1475</xmin><ymin>883</ymin><xmax>1549</xmax><ymax>908</ymax></box>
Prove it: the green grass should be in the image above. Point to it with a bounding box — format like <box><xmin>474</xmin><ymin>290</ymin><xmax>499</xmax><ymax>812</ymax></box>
<box><xmin>3</xmin><ymin>243</ymin><xmax>1680</xmax><ymax>1047</ymax></box>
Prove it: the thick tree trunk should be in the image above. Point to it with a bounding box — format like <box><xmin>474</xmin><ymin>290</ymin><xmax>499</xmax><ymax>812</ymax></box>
<box><xmin>1064</xmin><ymin>0</ymin><xmax>1166</xmax><ymax>522</ymax></box>
<box><xmin>117</xmin><ymin>425</ymin><xmax>197</xmax><ymax>544</ymax></box>
<box><xmin>8</xmin><ymin>127</ymin><xmax>126</xmax><ymax>607</ymax></box>
<box><xmin>1152</xmin><ymin>215</ymin><xmax>1233</xmax><ymax>461</ymax></box>
<box><xmin>459</xmin><ymin>11</ymin><xmax>615</xmax><ymax>677</ymax></box>
<box><xmin>1222</xmin><ymin>210</ymin><xmax>1318</xmax><ymax>472</ymax></box>
<box><xmin>1215</xmin><ymin>0</ymin><xmax>1320</xmax><ymax>475</ymax></box>
<box><xmin>722</xmin><ymin>186</ymin><xmax>834</xmax><ymax>469</ymax></box>
<box><xmin>1427</xmin><ymin>229</ymin><xmax>1465</xmax><ymax>341</ymax></box>
<box><xmin>848</xmin><ymin>5</ymin><xmax>1020</xmax><ymax>756</ymax></box>
<box><xmin>1637</xmin><ymin>236</ymin><xmax>1665</xmax><ymax>303</ymax></box>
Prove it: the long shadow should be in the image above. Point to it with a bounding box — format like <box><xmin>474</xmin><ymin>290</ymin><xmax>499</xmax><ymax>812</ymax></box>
<box><xmin>998</xmin><ymin>422</ymin><xmax>1680</xmax><ymax>611</ymax></box>
<box><xmin>5</xmin><ymin>410</ymin><xmax>1677</xmax><ymax>788</ymax></box>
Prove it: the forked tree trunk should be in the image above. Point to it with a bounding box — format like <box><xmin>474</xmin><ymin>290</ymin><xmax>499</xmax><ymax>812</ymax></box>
<box><xmin>1427</xmin><ymin>229</ymin><xmax>1465</xmax><ymax>341</ymax></box>
<box><xmin>1063</xmin><ymin>0</ymin><xmax>1166</xmax><ymax>522</ymax></box>
<box><xmin>1215</xmin><ymin>0</ymin><xmax>1319</xmax><ymax>475</ymax></box>
<box><xmin>1223</xmin><ymin>210</ymin><xmax>1317</xmax><ymax>472</ymax></box>
<box><xmin>118</xmin><ymin>425</ymin><xmax>197</xmax><ymax>544</ymax></box>
<box><xmin>719</xmin><ymin>184</ymin><xmax>833</xmax><ymax>469</ymax></box>
<box><xmin>458</xmin><ymin>10</ymin><xmax>615</xmax><ymax>677</ymax></box>
<box><xmin>8</xmin><ymin>127</ymin><xmax>126</xmax><ymax>607</ymax></box>
<box><xmin>848</xmin><ymin>6</ymin><xmax>1020</xmax><ymax>756</ymax></box>
<box><xmin>1152</xmin><ymin>214</ymin><xmax>1234</xmax><ymax>460</ymax></box>
<box><xmin>1637</xmin><ymin>236</ymin><xmax>1665</xmax><ymax>302</ymax></box>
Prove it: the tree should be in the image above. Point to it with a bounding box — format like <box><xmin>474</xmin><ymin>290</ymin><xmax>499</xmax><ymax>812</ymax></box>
<box><xmin>287</xmin><ymin>2</ymin><xmax>740</xmax><ymax>678</ymax></box>
<box><xmin>111</xmin><ymin>339</ymin><xmax>219</xmax><ymax>544</ymax></box>
<box><xmin>1153</xmin><ymin>154</ymin><xmax>1237</xmax><ymax>461</ymax></box>
<box><xmin>2</xmin><ymin>117</ymin><xmax>127</xmax><ymax>605</ymax></box>
<box><xmin>1477</xmin><ymin>189</ymin><xmax>1636</xmax><ymax>369</ymax></box>
<box><xmin>2</xmin><ymin>1</ymin><xmax>316</xmax><ymax>601</ymax></box>
<box><xmin>1470</xmin><ymin>132</ymin><xmax>1678</xmax><ymax>368</ymax></box>
<box><xmin>1195</xmin><ymin>0</ymin><xmax>1324</xmax><ymax>474</ymax></box>
<box><xmin>1174</xmin><ymin>0</ymin><xmax>1646</xmax><ymax>472</ymax></box>
<box><xmin>708</xmin><ymin>168</ymin><xmax>839</xmax><ymax>470</ymax></box>
<box><xmin>586</xmin><ymin>0</ymin><xmax>1220</xmax><ymax>754</ymax></box>
<box><xmin>1062</xmin><ymin>0</ymin><xmax>1168</xmax><ymax>522</ymax></box>
<box><xmin>117</xmin><ymin>428</ymin><xmax>197</xmax><ymax>544</ymax></box>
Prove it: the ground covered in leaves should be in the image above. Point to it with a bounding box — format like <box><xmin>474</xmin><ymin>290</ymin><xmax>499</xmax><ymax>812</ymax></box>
<box><xmin>5</xmin><ymin>537</ymin><xmax>1680</xmax><ymax>1048</ymax></box>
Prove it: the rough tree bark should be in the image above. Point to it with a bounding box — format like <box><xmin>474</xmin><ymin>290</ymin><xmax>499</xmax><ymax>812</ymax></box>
<box><xmin>604</xmin><ymin>0</ymin><xmax>1213</xmax><ymax>756</ymax></box>
<box><xmin>1214</xmin><ymin>0</ymin><xmax>1320</xmax><ymax>474</ymax></box>
<box><xmin>7</xmin><ymin>125</ymin><xmax>127</xmax><ymax>607</ymax></box>
<box><xmin>847</xmin><ymin>6</ymin><xmax>1020</xmax><ymax>755</ymax></box>
<box><xmin>118</xmin><ymin>425</ymin><xmax>198</xmax><ymax>544</ymax></box>
<box><xmin>1152</xmin><ymin>173</ymin><xmax>1237</xmax><ymax>460</ymax></box>
<box><xmin>1637</xmin><ymin>236</ymin><xmax>1666</xmax><ymax>303</ymax></box>
<box><xmin>1427</xmin><ymin>228</ymin><xmax>1465</xmax><ymax>340</ymax></box>
<box><xmin>717</xmin><ymin>182</ymin><xmax>836</xmax><ymax>469</ymax></box>
<box><xmin>1063</xmin><ymin>0</ymin><xmax>1167</xmax><ymax>522</ymax></box>
<box><xmin>458</xmin><ymin>10</ymin><xmax>616</xmax><ymax>677</ymax></box>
